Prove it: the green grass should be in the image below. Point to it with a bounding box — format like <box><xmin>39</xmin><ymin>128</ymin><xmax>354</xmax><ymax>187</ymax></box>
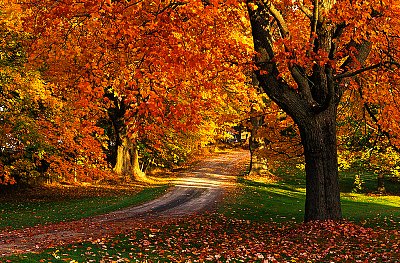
<box><xmin>3</xmin><ymin>232</ymin><xmax>169</xmax><ymax>263</ymax></box>
<box><xmin>0</xmin><ymin>186</ymin><xmax>168</xmax><ymax>230</ymax></box>
<box><xmin>3</xmin><ymin>235</ymin><xmax>143</xmax><ymax>263</ymax></box>
<box><xmin>221</xmin><ymin>178</ymin><xmax>306</xmax><ymax>223</ymax></box>
<box><xmin>338</xmin><ymin>168</ymin><xmax>400</xmax><ymax>194</ymax></box>
<box><xmin>220</xmin><ymin>166</ymin><xmax>400</xmax><ymax>229</ymax></box>
<box><xmin>341</xmin><ymin>193</ymin><xmax>400</xmax><ymax>228</ymax></box>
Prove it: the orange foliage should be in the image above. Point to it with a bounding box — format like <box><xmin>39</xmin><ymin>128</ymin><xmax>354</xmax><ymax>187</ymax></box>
<box><xmin>0</xmin><ymin>1</ymin><xmax>112</xmax><ymax>184</ymax></box>
<box><xmin>7</xmin><ymin>0</ymin><xmax>399</xmax><ymax>185</ymax></box>
<box><xmin>244</xmin><ymin>0</ymin><xmax>400</xmax><ymax>166</ymax></box>
<box><xmin>16</xmin><ymin>0</ymin><xmax>257</xmax><ymax>178</ymax></box>
<box><xmin>25</xmin><ymin>3</ymin><xmax>252</xmax><ymax>147</ymax></box>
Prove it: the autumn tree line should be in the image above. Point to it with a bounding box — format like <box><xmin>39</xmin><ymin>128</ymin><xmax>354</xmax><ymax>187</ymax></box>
<box><xmin>1</xmin><ymin>0</ymin><xmax>399</xmax><ymax>221</ymax></box>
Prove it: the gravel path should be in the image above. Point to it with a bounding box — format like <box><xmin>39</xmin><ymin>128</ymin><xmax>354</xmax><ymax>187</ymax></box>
<box><xmin>0</xmin><ymin>150</ymin><xmax>249</xmax><ymax>256</ymax></box>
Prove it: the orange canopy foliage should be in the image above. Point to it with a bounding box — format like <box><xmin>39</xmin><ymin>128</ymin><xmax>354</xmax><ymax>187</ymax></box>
<box><xmin>0</xmin><ymin>1</ymin><xmax>112</xmax><ymax>184</ymax></box>
<box><xmin>23</xmin><ymin>0</ymin><xmax>254</xmax><ymax>137</ymax></box>
<box><xmin>16</xmin><ymin>0</ymin><xmax>259</xmax><ymax>180</ymax></box>
<box><xmin>243</xmin><ymin>0</ymin><xmax>400</xmax><ymax>152</ymax></box>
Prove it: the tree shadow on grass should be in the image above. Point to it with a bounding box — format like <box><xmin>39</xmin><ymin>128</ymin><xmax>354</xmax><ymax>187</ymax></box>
<box><xmin>339</xmin><ymin>170</ymin><xmax>400</xmax><ymax>195</ymax></box>
<box><xmin>239</xmin><ymin>178</ymin><xmax>304</xmax><ymax>193</ymax></box>
<box><xmin>223</xmin><ymin>179</ymin><xmax>306</xmax><ymax>222</ymax></box>
<box><xmin>230</xmin><ymin>177</ymin><xmax>400</xmax><ymax>228</ymax></box>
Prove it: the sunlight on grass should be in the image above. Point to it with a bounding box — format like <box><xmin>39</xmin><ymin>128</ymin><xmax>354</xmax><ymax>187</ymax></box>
<box><xmin>0</xmin><ymin>186</ymin><xmax>168</xmax><ymax>230</ymax></box>
<box><xmin>244</xmin><ymin>172</ymin><xmax>280</xmax><ymax>184</ymax></box>
<box><xmin>222</xmin><ymin>169</ymin><xmax>400</xmax><ymax>228</ymax></box>
<box><xmin>265</xmin><ymin>186</ymin><xmax>305</xmax><ymax>197</ymax></box>
<box><xmin>341</xmin><ymin>192</ymin><xmax>400</xmax><ymax>208</ymax></box>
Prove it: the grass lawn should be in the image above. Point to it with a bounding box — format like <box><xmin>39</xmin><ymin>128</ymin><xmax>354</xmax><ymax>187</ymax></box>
<box><xmin>0</xmin><ymin>184</ymin><xmax>168</xmax><ymax>230</ymax></box>
<box><xmin>220</xmin><ymin>166</ymin><xmax>400</xmax><ymax>229</ymax></box>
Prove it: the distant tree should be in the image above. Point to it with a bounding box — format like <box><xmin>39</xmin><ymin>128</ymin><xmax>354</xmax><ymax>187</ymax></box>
<box><xmin>0</xmin><ymin>1</ymin><xmax>111</xmax><ymax>184</ymax></box>
<box><xmin>337</xmin><ymin>77</ymin><xmax>400</xmax><ymax>193</ymax></box>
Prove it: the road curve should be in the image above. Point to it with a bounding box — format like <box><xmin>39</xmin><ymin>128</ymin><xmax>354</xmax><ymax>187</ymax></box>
<box><xmin>98</xmin><ymin>149</ymin><xmax>249</xmax><ymax>220</ymax></box>
<box><xmin>0</xmin><ymin>150</ymin><xmax>249</xmax><ymax>256</ymax></box>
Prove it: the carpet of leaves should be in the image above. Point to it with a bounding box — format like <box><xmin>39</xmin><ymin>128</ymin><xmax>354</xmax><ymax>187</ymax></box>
<box><xmin>8</xmin><ymin>214</ymin><xmax>399</xmax><ymax>263</ymax></box>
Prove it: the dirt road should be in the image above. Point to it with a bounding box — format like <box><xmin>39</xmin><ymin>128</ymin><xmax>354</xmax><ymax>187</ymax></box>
<box><xmin>0</xmin><ymin>150</ymin><xmax>249</xmax><ymax>256</ymax></box>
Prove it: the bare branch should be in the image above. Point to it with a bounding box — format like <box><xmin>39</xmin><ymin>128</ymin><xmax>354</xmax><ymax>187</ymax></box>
<box><xmin>334</xmin><ymin>61</ymin><xmax>400</xmax><ymax>80</ymax></box>
<box><xmin>310</xmin><ymin>0</ymin><xmax>319</xmax><ymax>36</ymax></box>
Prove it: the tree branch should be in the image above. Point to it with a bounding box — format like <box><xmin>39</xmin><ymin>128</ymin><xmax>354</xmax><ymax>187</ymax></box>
<box><xmin>155</xmin><ymin>1</ymin><xmax>187</xmax><ymax>15</ymax></box>
<box><xmin>298</xmin><ymin>0</ymin><xmax>313</xmax><ymax>19</ymax></box>
<box><xmin>290</xmin><ymin>65</ymin><xmax>320</xmax><ymax>110</ymax></box>
<box><xmin>310</xmin><ymin>0</ymin><xmax>319</xmax><ymax>36</ymax></box>
<box><xmin>334</xmin><ymin>61</ymin><xmax>400</xmax><ymax>80</ymax></box>
<box><xmin>246</xmin><ymin>1</ymin><xmax>275</xmax><ymax>60</ymax></box>
<box><xmin>123</xmin><ymin>0</ymin><xmax>145</xmax><ymax>11</ymax></box>
<box><xmin>260</xmin><ymin>0</ymin><xmax>289</xmax><ymax>38</ymax></box>
<box><xmin>247</xmin><ymin>0</ymin><xmax>309</xmax><ymax>122</ymax></box>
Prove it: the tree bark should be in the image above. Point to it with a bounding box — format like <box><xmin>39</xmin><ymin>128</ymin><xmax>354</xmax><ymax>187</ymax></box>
<box><xmin>114</xmin><ymin>135</ymin><xmax>146</xmax><ymax>181</ymax></box>
<box><xmin>114</xmin><ymin>136</ymin><xmax>132</xmax><ymax>177</ymax></box>
<box><xmin>377</xmin><ymin>173</ymin><xmax>385</xmax><ymax>193</ymax></box>
<box><xmin>131</xmin><ymin>145</ymin><xmax>147</xmax><ymax>181</ymax></box>
<box><xmin>298</xmin><ymin>107</ymin><xmax>342</xmax><ymax>221</ymax></box>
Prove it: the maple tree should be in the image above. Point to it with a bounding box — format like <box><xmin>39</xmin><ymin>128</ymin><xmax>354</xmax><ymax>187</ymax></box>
<box><xmin>246</xmin><ymin>0</ymin><xmax>400</xmax><ymax>221</ymax></box>
<box><xmin>21</xmin><ymin>0</ymin><xmax>255</xmax><ymax>181</ymax></box>
<box><xmin>0</xmin><ymin>1</ymin><xmax>112</xmax><ymax>184</ymax></box>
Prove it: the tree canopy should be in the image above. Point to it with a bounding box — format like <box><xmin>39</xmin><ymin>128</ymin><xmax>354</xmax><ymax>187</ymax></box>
<box><xmin>2</xmin><ymin>0</ymin><xmax>257</xmax><ymax>183</ymax></box>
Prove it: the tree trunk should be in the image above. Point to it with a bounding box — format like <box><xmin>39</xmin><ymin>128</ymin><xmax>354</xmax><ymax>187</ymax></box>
<box><xmin>105</xmin><ymin>91</ymin><xmax>146</xmax><ymax>182</ymax></box>
<box><xmin>114</xmin><ymin>136</ymin><xmax>131</xmax><ymax>178</ymax></box>
<box><xmin>377</xmin><ymin>173</ymin><xmax>385</xmax><ymax>193</ymax></box>
<box><xmin>114</xmin><ymin>135</ymin><xmax>146</xmax><ymax>181</ymax></box>
<box><xmin>298</xmin><ymin>108</ymin><xmax>342</xmax><ymax>221</ymax></box>
<box><xmin>249</xmin><ymin>152</ymin><xmax>269</xmax><ymax>174</ymax></box>
<box><xmin>249</xmin><ymin>114</ymin><xmax>269</xmax><ymax>174</ymax></box>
